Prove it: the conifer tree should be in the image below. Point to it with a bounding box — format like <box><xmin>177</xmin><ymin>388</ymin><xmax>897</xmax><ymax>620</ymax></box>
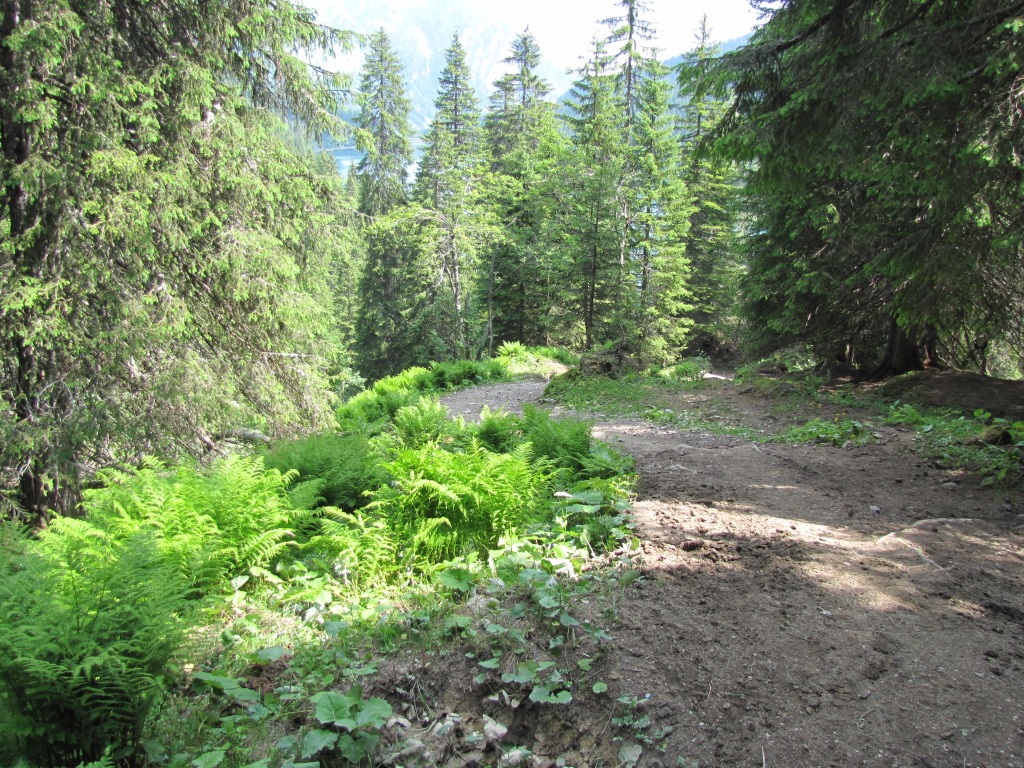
<box><xmin>0</xmin><ymin>0</ymin><xmax>353</xmax><ymax>519</ymax></box>
<box><xmin>557</xmin><ymin>40</ymin><xmax>627</xmax><ymax>349</ymax></box>
<box><xmin>413</xmin><ymin>33</ymin><xmax>494</xmax><ymax>358</ymax></box>
<box><xmin>717</xmin><ymin>0</ymin><xmax>1024</xmax><ymax>372</ymax></box>
<box><xmin>603</xmin><ymin>0</ymin><xmax>657</xmax><ymax>135</ymax></box>
<box><xmin>484</xmin><ymin>30</ymin><xmax>560</xmax><ymax>349</ymax></box>
<box><xmin>353</xmin><ymin>29</ymin><xmax>423</xmax><ymax>380</ymax></box>
<box><xmin>355</xmin><ymin>28</ymin><xmax>413</xmax><ymax>217</ymax></box>
<box><xmin>675</xmin><ymin>17</ymin><xmax>743</xmax><ymax>354</ymax></box>
<box><xmin>631</xmin><ymin>61</ymin><xmax>694</xmax><ymax>363</ymax></box>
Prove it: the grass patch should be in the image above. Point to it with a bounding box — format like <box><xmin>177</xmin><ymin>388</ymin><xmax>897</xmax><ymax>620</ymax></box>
<box><xmin>545</xmin><ymin>372</ymin><xmax>756</xmax><ymax>438</ymax></box>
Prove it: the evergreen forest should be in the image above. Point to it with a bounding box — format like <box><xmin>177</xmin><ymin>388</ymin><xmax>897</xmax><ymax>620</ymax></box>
<box><xmin>1</xmin><ymin>0</ymin><xmax>1022</xmax><ymax>766</ymax></box>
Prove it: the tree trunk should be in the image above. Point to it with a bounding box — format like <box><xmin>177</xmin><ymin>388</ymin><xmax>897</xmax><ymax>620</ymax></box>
<box><xmin>875</xmin><ymin>318</ymin><xmax>924</xmax><ymax>377</ymax></box>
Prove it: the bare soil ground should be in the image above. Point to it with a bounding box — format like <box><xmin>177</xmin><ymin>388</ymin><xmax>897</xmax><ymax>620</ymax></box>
<box><xmin>411</xmin><ymin>372</ymin><xmax>1024</xmax><ymax>768</ymax></box>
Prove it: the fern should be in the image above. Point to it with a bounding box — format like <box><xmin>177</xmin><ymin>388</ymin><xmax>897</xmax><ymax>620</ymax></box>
<box><xmin>392</xmin><ymin>397</ymin><xmax>460</xmax><ymax>449</ymax></box>
<box><xmin>262</xmin><ymin>434</ymin><xmax>383</xmax><ymax>511</ymax></box>
<box><xmin>83</xmin><ymin>456</ymin><xmax>300</xmax><ymax>596</ymax></box>
<box><xmin>474</xmin><ymin>407</ymin><xmax>525</xmax><ymax>454</ymax></box>
<box><xmin>521</xmin><ymin>405</ymin><xmax>594</xmax><ymax>474</ymax></box>
<box><xmin>0</xmin><ymin>522</ymin><xmax>187</xmax><ymax>767</ymax></box>
<box><xmin>298</xmin><ymin>509</ymin><xmax>399</xmax><ymax>590</ymax></box>
<box><xmin>368</xmin><ymin>439</ymin><xmax>549</xmax><ymax>568</ymax></box>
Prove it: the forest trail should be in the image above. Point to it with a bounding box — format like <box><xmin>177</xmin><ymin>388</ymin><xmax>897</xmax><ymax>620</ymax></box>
<box><xmin>440</xmin><ymin>377</ymin><xmax>1024</xmax><ymax>768</ymax></box>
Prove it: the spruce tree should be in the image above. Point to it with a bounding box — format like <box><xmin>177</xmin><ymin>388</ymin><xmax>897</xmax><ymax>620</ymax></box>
<box><xmin>557</xmin><ymin>40</ymin><xmax>627</xmax><ymax>349</ymax></box>
<box><xmin>413</xmin><ymin>33</ymin><xmax>493</xmax><ymax>358</ymax></box>
<box><xmin>631</xmin><ymin>61</ymin><xmax>694</xmax><ymax>364</ymax></box>
<box><xmin>484</xmin><ymin>30</ymin><xmax>560</xmax><ymax>349</ymax></box>
<box><xmin>353</xmin><ymin>29</ymin><xmax>423</xmax><ymax>380</ymax></box>
<box><xmin>0</xmin><ymin>0</ymin><xmax>354</xmax><ymax>520</ymax></box>
<box><xmin>355</xmin><ymin>28</ymin><xmax>413</xmax><ymax>217</ymax></box>
<box><xmin>603</xmin><ymin>0</ymin><xmax>657</xmax><ymax>135</ymax></box>
<box><xmin>717</xmin><ymin>0</ymin><xmax>1024</xmax><ymax>372</ymax></box>
<box><xmin>675</xmin><ymin>17</ymin><xmax>743</xmax><ymax>355</ymax></box>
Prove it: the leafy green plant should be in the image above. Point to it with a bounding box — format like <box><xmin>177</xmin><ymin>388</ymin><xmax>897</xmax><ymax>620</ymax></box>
<box><xmin>391</xmin><ymin>397</ymin><xmax>464</xmax><ymax>449</ymax></box>
<box><xmin>496</xmin><ymin>341</ymin><xmax>530</xmax><ymax>361</ymax></box>
<box><xmin>304</xmin><ymin>686</ymin><xmax>392</xmax><ymax>764</ymax></box>
<box><xmin>885</xmin><ymin>404</ymin><xmax>1023</xmax><ymax>485</ymax></box>
<box><xmin>261</xmin><ymin>434</ymin><xmax>383</xmax><ymax>512</ymax></box>
<box><xmin>0</xmin><ymin>521</ymin><xmax>189</xmax><ymax>768</ymax></box>
<box><xmin>520</xmin><ymin>405</ymin><xmax>594</xmax><ymax>475</ymax></box>
<box><xmin>613</xmin><ymin>694</ymin><xmax>653</xmax><ymax>743</ymax></box>
<box><xmin>295</xmin><ymin>509</ymin><xmax>399</xmax><ymax>592</ymax></box>
<box><xmin>474</xmin><ymin>407</ymin><xmax>525</xmax><ymax>454</ymax></box>
<box><xmin>780</xmin><ymin>417</ymin><xmax>871</xmax><ymax>446</ymax></box>
<box><xmin>427</xmin><ymin>358</ymin><xmax>509</xmax><ymax>390</ymax></box>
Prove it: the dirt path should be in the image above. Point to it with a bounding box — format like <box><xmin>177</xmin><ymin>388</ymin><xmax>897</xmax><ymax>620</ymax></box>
<box><xmin>439</xmin><ymin>378</ymin><xmax>1024</xmax><ymax>768</ymax></box>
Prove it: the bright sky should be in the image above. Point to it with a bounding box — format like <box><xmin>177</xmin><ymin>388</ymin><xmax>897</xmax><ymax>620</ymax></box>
<box><xmin>469</xmin><ymin>0</ymin><xmax>762</xmax><ymax>63</ymax></box>
<box><xmin>307</xmin><ymin>0</ymin><xmax>763</xmax><ymax>79</ymax></box>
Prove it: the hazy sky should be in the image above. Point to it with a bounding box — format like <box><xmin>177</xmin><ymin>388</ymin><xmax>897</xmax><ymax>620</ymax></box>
<box><xmin>308</xmin><ymin>0</ymin><xmax>763</xmax><ymax>76</ymax></box>
<box><xmin>458</xmin><ymin>0</ymin><xmax>763</xmax><ymax>62</ymax></box>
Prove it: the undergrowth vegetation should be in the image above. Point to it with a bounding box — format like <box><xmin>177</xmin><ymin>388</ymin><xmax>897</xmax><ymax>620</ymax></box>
<box><xmin>884</xmin><ymin>404</ymin><xmax>1024</xmax><ymax>485</ymax></box>
<box><xmin>544</xmin><ymin>369</ymin><xmax>755</xmax><ymax>438</ymax></box>
<box><xmin>545</xmin><ymin>364</ymin><xmax>1023</xmax><ymax>487</ymax></box>
<box><xmin>0</xmin><ymin>349</ymin><xmax>636</xmax><ymax>768</ymax></box>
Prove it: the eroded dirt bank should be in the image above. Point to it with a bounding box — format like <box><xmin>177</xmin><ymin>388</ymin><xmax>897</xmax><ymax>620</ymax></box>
<box><xmin>435</xmin><ymin>376</ymin><xmax>1024</xmax><ymax>768</ymax></box>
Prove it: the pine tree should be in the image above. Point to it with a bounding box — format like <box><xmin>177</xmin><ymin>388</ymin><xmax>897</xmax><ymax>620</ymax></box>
<box><xmin>484</xmin><ymin>30</ymin><xmax>560</xmax><ymax>349</ymax></box>
<box><xmin>631</xmin><ymin>61</ymin><xmax>694</xmax><ymax>364</ymax></box>
<box><xmin>353</xmin><ymin>29</ymin><xmax>423</xmax><ymax>380</ymax></box>
<box><xmin>355</xmin><ymin>28</ymin><xmax>413</xmax><ymax>217</ymax></box>
<box><xmin>675</xmin><ymin>16</ymin><xmax>743</xmax><ymax>355</ymax></box>
<box><xmin>0</xmin><ymin>0</ymin><xmax>354</xmax><ymax>520</ymax></box>
<box><xmin>557</xmin><ymin>40</ymin><xmax>627</xmax><ymax>349</ymax></box>
<box><xmin>413</xmin><ymin>33</ymin><xmax>494</xmax><ymax>359</ymax></box>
